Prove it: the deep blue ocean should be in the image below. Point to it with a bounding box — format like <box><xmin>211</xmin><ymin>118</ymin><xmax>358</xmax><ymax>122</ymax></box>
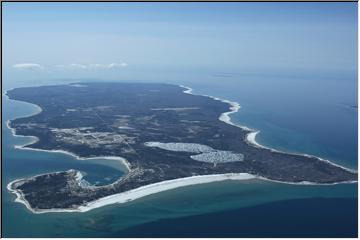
<box><xmin>2</xmin><ymin>72</ymin><xmax>357</xmax><ymax>237</ymax></box>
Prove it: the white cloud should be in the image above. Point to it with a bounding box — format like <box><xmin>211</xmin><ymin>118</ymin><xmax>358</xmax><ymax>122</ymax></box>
<box><xmin>56</xmin><ymin>63</ymin><xmax>128</xmax><ymax>70</ymax></box>
<box><xmin>108</xmin><ymin>62</ymin><xmax>128</xmax><ymax>68</ymax></box>
<box><xmin>13</xmin><ymin>63</ymin><xmax>44</xmax><ymax>70</ymax></box>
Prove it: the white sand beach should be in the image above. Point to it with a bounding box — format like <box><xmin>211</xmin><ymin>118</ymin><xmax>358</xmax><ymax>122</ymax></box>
<box><xmin>5</xmin><ymin>84</ymin><xmax>357</xmax><ymax>214</ymax></box>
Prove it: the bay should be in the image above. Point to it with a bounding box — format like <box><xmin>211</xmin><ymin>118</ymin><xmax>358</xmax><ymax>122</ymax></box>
<box><xmin>2</xmin><ymin>72</ymin><xmax>357</xmax><ymax>237</ymax></box>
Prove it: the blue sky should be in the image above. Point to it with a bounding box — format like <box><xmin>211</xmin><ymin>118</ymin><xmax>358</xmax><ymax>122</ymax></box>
<box><xmin>2</xmin><ymin>2</ymin><xmax>358</xmax><ymax>82</ymax></box>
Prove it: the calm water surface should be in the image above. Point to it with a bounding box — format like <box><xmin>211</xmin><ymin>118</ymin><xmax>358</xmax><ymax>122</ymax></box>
<box><xmin>2</xmin><ymin>73</ymin><xmax>357</xmax><ymax>237</ymax></box>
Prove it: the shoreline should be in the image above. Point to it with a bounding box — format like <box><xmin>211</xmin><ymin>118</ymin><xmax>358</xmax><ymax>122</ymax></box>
<box><xmin>244</xmin><ymin>131</ymin><xmax>357</xmax><ymax>174</ymax></box>
<box><xmin>7</xmin><ymin>170</ymin><xmax>356</xmax><ymax>214</ymax></box>
<box><xmin>7</xmin><ymin>173</ymin><xmax>257</xmax><ymax>214</ymax></box>
<box><xmin>5</xmin><ymin>83</ymin><xmax>358</xmax><ymax>214</ymax></box>
<box><xmin>180</xmin><ymin>85</ymin><xmax>357</xmax><ymax>174</ymax></box>
<box><xmin>4</xmin><ymin>91</ymin><xmax>132</xmax><ymax>172</ymax></box>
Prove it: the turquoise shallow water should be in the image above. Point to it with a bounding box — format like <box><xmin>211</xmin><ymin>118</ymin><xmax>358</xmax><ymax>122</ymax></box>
<box><xmin>2</xmin><ymin>74</ymin><xmax>357</xmax><ymax>237</ymax></box>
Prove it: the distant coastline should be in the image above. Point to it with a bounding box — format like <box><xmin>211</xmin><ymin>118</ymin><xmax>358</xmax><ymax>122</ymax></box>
<box><xmin>5</xmin><ymin>83</ymin><xmax>357</xmax><ymax>214</ymax></box>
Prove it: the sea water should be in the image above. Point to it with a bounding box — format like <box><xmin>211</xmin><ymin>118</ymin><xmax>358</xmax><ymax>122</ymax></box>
<box><xmin>2</xmin><ymin>72</ymin><xmax>357</xmax><ymax>237</ymax></box>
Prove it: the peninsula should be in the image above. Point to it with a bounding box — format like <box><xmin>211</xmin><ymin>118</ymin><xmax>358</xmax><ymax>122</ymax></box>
<box><xmin>6</xmin><ymin>82</ymin><xmax>357</xmax><ymax>213</ymax></box>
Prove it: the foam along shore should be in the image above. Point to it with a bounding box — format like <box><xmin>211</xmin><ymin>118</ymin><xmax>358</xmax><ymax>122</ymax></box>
<box><xmin>7</xmin><ymin>173</ymin><xmax>256</xmax><ymax>214</ymax></box>
<box><xmin>180</xmin><ymin>85</ymin><xmax>357</xmax><ymax>174</ymax></box>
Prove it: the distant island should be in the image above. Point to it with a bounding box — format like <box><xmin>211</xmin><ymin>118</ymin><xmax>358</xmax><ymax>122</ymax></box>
<box><xmin>6</xmin><ymin>82</ymin><xmax>357</xmax><ymax>213</ymax></box>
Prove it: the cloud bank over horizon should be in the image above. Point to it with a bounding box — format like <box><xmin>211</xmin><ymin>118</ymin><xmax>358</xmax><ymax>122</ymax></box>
<box><xmin>56</xmin><ymin>63</ymin><xmax>128</xmax><ymax>70</ymax></box>
<box><xmin>13</xmin><ymin>62</ymin><xmax>129</xmax><ymax>71</ymax></box>
<box><xmin>13</xmin><ymin>63</ymin><xmax>44</xmax><ymax>70</ymax></box>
